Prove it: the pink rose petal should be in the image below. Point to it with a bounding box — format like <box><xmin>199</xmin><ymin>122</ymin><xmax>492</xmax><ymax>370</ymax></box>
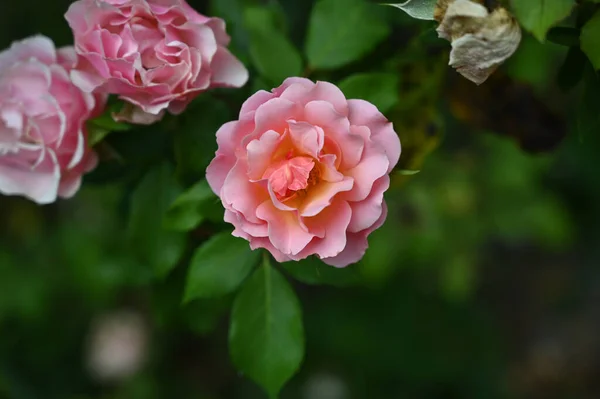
<box><xmin>207</xmin><ymin>78</ymin><xmax>401</xmax><ymax>268</ymax></box>
<box><xmin>65</xmin><ymin>0</ymin><xmax>248</xmax><ymax>120</ymax></box>
<box><xmin>0</xmin><ymin>36</ymin><xmax>106</xmax><ymax>204</ymax></box>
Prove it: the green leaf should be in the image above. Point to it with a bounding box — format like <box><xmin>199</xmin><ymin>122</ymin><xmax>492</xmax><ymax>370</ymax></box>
<box><xmin>511</xmin><ymin>0</ymin><xmax>575</xmax><ymax>42</ymax></box>
<box><xmin>245</xmin><ymin>7</ymin><xmax>303</xmax><ymax>85</ymax></box>
<box><xmin>163</xmin><ymin>180</ymin><xmax>219</xmax><ymax>231</ymax></box>
<box><xmin>581</xmin><ymin>11</ymin><xmax>600</xmax><ymax>70</ymax></box>
<box><xmin>577</xmin><ymin>66</ymin><xmax>600</xmax><ymax>141</ymax></box>
<box><xmin>89</xmin><ymin>111</ymin><xmax>132</xmax><ymax>132</ymax></box>
<box><xmin>210</xmin><ymin>0</ymin><xmax>250</xmax><ymax>57</ymax></box>
<box><xmin>86</xmin><ymin>125</ymin><xmax>111</xmax><ymax>147</ymax></box>
<box><xmin>128</xmin><ymin>163</ymin><xmax>186</xmax><ymax>279</ymax></box>
<box><xmin>184</xmin><ymin>232</ymin><xmax>260</xmax><ymax>302</ymax></box>
<box><xmin>278</xmin><ymin>0</ymin><xmax>315</xmax><ymax>46</ymax></box>
<box><xmin>546</xmin><ymin>26</ymin><xmax>580</xmax><ymax>46</ymax></box>
<box><xmin>244</xmin><ymin>5</ymin><xmax>287</xmax><ymax>32</ymax></box>
<box><xmin>252</xmin><ymin>76</ymin><xmax>274</xmax><ymax>93</ymax></box>
<box><xmin>229</xmin><ymin>257</ymin><xmax>304</xmax><ymax>398</ymax></box>
<box><xmin>282</xmin><ymin>256</ymin><xmax>360</xmax><ymax>287</ymax></box>
<box><xmin>398</xmin><ymin>169</ymin><xmax>421</xmax><ymax>176</ymax></box>
<box><xmin>183</xmin><ymin>297</ymin><xmax>232</xmax><ymax>336</ymax></box>
<box><xmin>338</xmin><ymin>73</ymin><xmax>399</xmax><ymax>113</ymax></box>
<box><xmin>386</xmin><ymin>0</ymin><xmax>437</xmax><ymax>20</ymax></box>
<box><xmin>557</xmin><ymin>46</ymin><xmax>587</xmax><ymax>91</ymax></box>
<box><xmin>86</xmin><ymin>102</ymin><xmax>133</xmax><ymax>146</ymax></box>
<box><xmin>305</xmin><ymin>0</ymin><xmax>390</xmax><ymax>70</ymax></box>
<box><xmin>174</xmin><ymin>95</ymin><xmax>232</xmax><ymax>183</ymax></box>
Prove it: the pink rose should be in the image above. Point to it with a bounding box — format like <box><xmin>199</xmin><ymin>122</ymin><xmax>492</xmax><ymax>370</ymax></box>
<box><xmin>207</xmin><ymin>78</ymin><xmax>401</xmax><ymax>267</ymax></box>
<box><xmin>65</xmin><ymin>0</ymin><xmax>249</xmax><ymax>123</ymax></box>
<box><xmin>0</xmin><ymin>36</ymin><xmax>106</xmax><ymax>204</ymax></box>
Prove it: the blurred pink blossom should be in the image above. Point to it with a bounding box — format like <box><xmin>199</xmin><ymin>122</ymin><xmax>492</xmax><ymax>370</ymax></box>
<box><xmin>65</xmin><ymin>0</ymin><xmax>248</xmax><ymax>123</ymax></box>
<box><xmin>0</xmin><ymin>36</ymin><xmax>105</xmax><ymax>204</ymax></box>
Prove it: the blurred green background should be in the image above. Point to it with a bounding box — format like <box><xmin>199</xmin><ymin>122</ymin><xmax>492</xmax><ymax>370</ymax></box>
<box><xmin>1</xmin><ymin>0</ymin><xmax>600</xmax><ymax>398</ymax></box>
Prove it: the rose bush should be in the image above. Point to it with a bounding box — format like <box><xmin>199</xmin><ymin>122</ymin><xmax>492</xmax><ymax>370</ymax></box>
<box><xmin>65</xmin><ymin>0</ymin><xmax>248</xmax><ymax>123</ymax></box>
<box><xmin>0</xmin><ymin>36</ymin><xmax>105</xmax><ymax>204</ymax></box>
<box><xmin>207</xmin><ymin>78</ymin><xmax>401</xmax><ymax>267</ymax></box>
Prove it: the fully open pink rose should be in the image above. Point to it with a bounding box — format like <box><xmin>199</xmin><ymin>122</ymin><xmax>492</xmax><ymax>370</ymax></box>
<box><xmin>0</xmin><ymin>36</ymin><xmax>106</xmax><ymax>204</ymax></box>
<box><xmin>65</xmin><ymin>0</ymin><xmax>249</xmax><ymax>123</ymax></box>
<box><xmin>207</xmin><ymin>78</ymin><xmax>401</xmax><ymax>267</ymax></box>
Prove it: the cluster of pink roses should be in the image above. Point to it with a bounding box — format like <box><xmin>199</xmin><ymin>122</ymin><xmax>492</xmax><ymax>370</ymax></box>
<box><xmin>0</xmin><ymin>0</ymin><xmax>246</xmax><ymax>203</ymax></box>
<box><xmin>0</xmin><ymin>0</ymin><xmax>401</xmax><ymax>266</ymax></box>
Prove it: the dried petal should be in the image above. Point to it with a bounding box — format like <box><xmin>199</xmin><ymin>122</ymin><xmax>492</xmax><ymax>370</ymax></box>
<box><xmin>436</xmin><ymin>0</ymin><xmax>522</xmax><ymax>85</ymax></box>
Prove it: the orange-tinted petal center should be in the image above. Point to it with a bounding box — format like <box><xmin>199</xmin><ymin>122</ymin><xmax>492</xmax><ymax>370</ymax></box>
<box><xmin>262</xmin><ymin>152</ymin><xmax>316</xmax><ymax>199</ymax></box>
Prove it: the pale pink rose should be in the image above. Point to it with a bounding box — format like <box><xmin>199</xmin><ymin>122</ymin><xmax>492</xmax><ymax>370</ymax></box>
<box><xmin>207</xmin><ymin>78</ymin><xmax>401</xmax><ymax>267</ymax></box>
<box><xmin>0</xmin><ymin>36</ymin><xmax>106</xmax><ymax>204</ymax></box>
<box><xmin>65</xmin><ymin>0</ymin><xmax>249</xmax><ymax>123</ymax></box>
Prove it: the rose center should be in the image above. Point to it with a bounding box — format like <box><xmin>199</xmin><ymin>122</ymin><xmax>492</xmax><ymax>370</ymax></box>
<box><xmin>262</xmin><ymin>155</ymin><xmax>316</xmax><ymax>199</ymax></box>
<box><xmin>129</xmin><ymin>17</ymin><xmax>166</xmax><ymax>69</ymax></box>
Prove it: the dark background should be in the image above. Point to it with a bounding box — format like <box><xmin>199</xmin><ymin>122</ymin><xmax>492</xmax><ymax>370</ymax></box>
<box><xmin>1</xmin><ymin>1</ymin><xmax>600</xmax><ymax>398</ymax></box>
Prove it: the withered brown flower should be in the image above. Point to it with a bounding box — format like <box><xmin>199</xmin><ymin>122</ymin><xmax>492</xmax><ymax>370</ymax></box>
<box><xmin>435</xmin><ymin>0</ymin><xmax>522</xmax><ymax>84</ymax></box>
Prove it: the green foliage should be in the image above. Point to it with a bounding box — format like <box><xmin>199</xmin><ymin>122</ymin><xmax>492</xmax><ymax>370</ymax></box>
<box><xmin>245</xmin><ymin>6</ymin><xmax>303</xmax><ymax>85</ymax></box>
<box><xmin>511</xmin><ymin>0</ymin><xmax>575</xmax><ymax>42</ymax></box>
<box><xmin>557</xmin><ymin>47</ymin><xmax>587</xmax><ymax>91</ymax></box>
<box><xmin>89</xmin><ymin>104</ymin><xmax>133</xmax><ymax>133</ymax></box>
<box><xmin>546</xmin><ymin>26</ymin><xmax>580</xmax><ymax>47</ymax></box>
<box><xmin>505</xmin><ymin>34</ymin><xmax>565</xmax><ymax>87</ymax></box>
<box><xmin>282</xmin><ymin>256</ymin><xmax>361</xmax><ymax>287</ymax></box>
<box><xmin>387</xmin><ymin>0</ymin><xmax>437</xmax><ymax>20</ymax></box>
<box><xmin>439</xmin><ymin>253</ymin><xmax>477</xmax><ymax>302</ymax></box>
<box><xmin>581</xmin><ymin>11</ymin><xmax>600</xmax><ymax>70</ymax></box>
<box><xmin>209</xmin><ymin>0</ymin><xmax>249</xmax><ymax>58</ymax></box>
<box><xmin>577</xmin><ymin>66</ymin><xmax>600</xmax><ymax>139</ymax></box>
<box><xmin>305</xmin><ymin>0</ymin><xmax>390</xmax><ymax>69</ymax></box>
<box><xmin>183</xmin><ymin>297</ymin><xmax>232</xmax><ymax>336</ymax></box>
<box><xmin>4</xmin><ymin>0</ymin><xmax>600</xmax><ymax>398</ymax></box>
<box><xmin>163</xmin><ymin>180</ymin><xmax>219</xmax><ymax>232</ymax></box>
<box><xmin>338</xmin><ymin>72</ymin><xmax>400</xmax><ymax>113</ymax></box>
<box><xmin>174</xmin><ymin>95</ymin><xmax>232</xmax><ymax>183</ymax></box>
<box><xmin>358</xmin><ymin>216</ymin><xmax>406</xmax><ymax>287</ymax></box>
<box><xmin>229</xmin><ymin>257</ymin><xmax>304</xmax><ymax>398</ymax></box>
<box><xmin>184</xmin><ymin>232</ymin><xmax>260</xmax><ymax>302</ymax></box>
<box><xmin>86</xmin><ymin>101</ymin><xmax>133</xmax><ymax>146</ymax></box>
<box><xmin>128</xmin><ymin>163</ymin><xmax>186</xmax><ymax>279</ymax></box>
<box><xmin>397</xmin><ymin>169</ymin><xmax>421</xmax><ymax>176</ymax></box>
